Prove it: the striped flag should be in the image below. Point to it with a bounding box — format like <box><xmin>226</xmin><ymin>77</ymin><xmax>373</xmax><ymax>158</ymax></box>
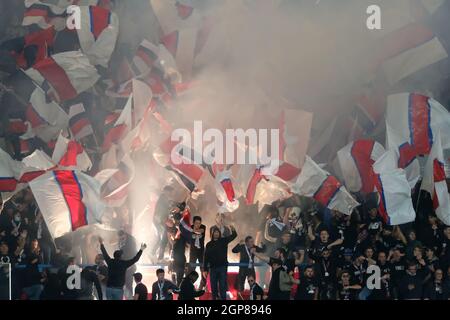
<box><xmin>421</xmin><ymin>131</ymin><xmax>450</xmax><ymax>225</ymax></box>
<box><xmin>292</xmin><ymin>156</ymin><xmax>359</xmax><ymax>215</ymax></box>
<box><xmin>97</xmin><ymin>155</ymin><xmax>135</xmax><ymax>208</ymax></box>
<box><xmin>373</xmin><ymin>150</ymin><xmax>416</xmax><ymax>225</ymax></box>
<box><xmin>23</xmin><ymin>0</ymin><xmax>66</xmax><ymax>30</ymax></box>
<box><xmin>29</xmin><ymin>170</ymin><xmax>105</xmax><ymax>239</ymax></box>
<box><xmin>374</xmin><ymin>12</ymin><xmax>448</xmax><ymax>85</ymax></box>
<box><xmin>215</xmin><ymin>169</ymin><xmax>239</xmax><ymax>213</ymax></box>
<box><xmin>24</xmin><ymin>51</ymin><xmax>100</xmax><ymax>103</ymax></box>
<box><xmin>76</xmin><ymin>5</ymin><xmax>119</xmax><ymax>67</ymax></box>
<box><xmin>102</xmin><ymin>95</ymin><xmax>133</xmax><ymax>152</ymax></box>
<box><xmin>386</xmin><ymin>93</ymin><xmax>450</xmax><ymax>187</ymax></box>
<box><xmin>57</xmin><ymin>0</ymin><xmax>113</xmax><ymax>10</ymax></box>
<box><xmin>337</xmin><ymin>140</ymin><xmax>385</xmax><ymax>194</ymax></box>
<box><xmin>0</xmin><ymin>26</ymin><xmax>55</xmax><ymax>69</ymax></box>
<box><xmin>68</xmin><ymin>103</ymin><xmax>94</xmax><ymax>140</ymax></box>
<box><xmin>150</xmin><ymin>0</ymin><xmax>213</xmax><ymax>78</ymax></box>
<box><xmin>52</xmin><ymin>133</ymin><xmax>92</xmax><ymax>171</ymax></box>
<box><xmin>26</xmin><ymin>87</ymin><xmax>69</xmax><ymax>132</ymax></box>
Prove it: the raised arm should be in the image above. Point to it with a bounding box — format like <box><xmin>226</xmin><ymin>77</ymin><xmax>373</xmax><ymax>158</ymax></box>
<box><xmin>225</xmin><ymin>226</ymin><xmax>238</xmax><ymax>244</ymax></box>
<box><xmin>232</xmin><ymin>242</ymin><xmax>243</xmax><ymax>254</ymax></box>
<box><xmin>124</xmin><ymin>244</ymin><xmax>146</xmax><ymax>268</ymax></box>
<box><xmin>99</xmin><ymin>237</ymin><xmax>112</xmax><ymax>264</ymax></box>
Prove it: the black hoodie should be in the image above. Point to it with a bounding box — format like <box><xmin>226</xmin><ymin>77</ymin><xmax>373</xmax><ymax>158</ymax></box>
<box><xmin>204</xmin><ymin>228</ymin><xmax>237</xmax><ymax>271</ymax></box>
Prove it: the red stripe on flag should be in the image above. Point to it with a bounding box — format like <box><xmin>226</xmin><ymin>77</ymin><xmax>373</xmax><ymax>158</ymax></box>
<box><xmin>19</xmin><ymin>170</ymin><xmax>47</xmax><ymax>183</ymax></box>
<box><xmin>313</xmin><ymin>176</ymin><xmax>341</xmax><ymax>207</ymax></box>
<box><xmin>89</xmin><ymin>6</ymin><xmax>110</xmax><ymax>40</ymax></box>
<box><xmin>351</xmin><ymin>140</ymin><xmax>376</xmax><ymax>193</ymax></box>
<box><xmin>136</xmin><ymin>48</ymin><xmax>155</xmax><ymax>69</ymax></box>
<box><xmin>26</xmin><ymin>104</ymin><xmax>46</xmax><ymax>128</ymax></box>
<box><xmin>53</xmin><ymin>171</ymin><xmax>87</xmax><ymax>231</ymax></box>
<box><xmin>246</xmin><ymin>168</ymin><xmax>263</xmax><ymax>205</ymax></box>
<box><xmin>409</xmin><ymin>94</ymin><xmax>432</xmax><ymax>155</ymax></box>
<box><xmin>102</xmin><ymin>124</ymin><xmax>127</xmax><ymax>152</ymax></box>
<box><xmin>221</xmin><ymin>179</ymin><xmax>235</xmax><ymax>202</ymax></box>
<box><xmin>170</xmin><ymin>161</ymin><xmax>203</xmax><ymax>183</ymax></box>
<box><xmin>275</xmin><ymin>162</ymin><xmax>300</xmax><ymax>182</ymax></box>
<box><xmin>34</xmin><ymin>57</ymin><xmax>78</xmax><ymax>101</ymax></box>
<box><xmin>71</xmin><ymin>118</ymin><xmax>91</xmax><ymax>137</ymax></box>
<box><xmin>433</xmin><ymin>159</ymin><xmax>446</xmax><ymax>183</ymax></box>
<box><xmin>0</xmin><ymin>178</ymin><xmax>18</xmax><ymax>192</ymax></box>
<box><xmin>24</xmin><ymin>8</ymin><xmax>49</xmax><ymax>19</ymax></box>
<box><xmin>59</xmin><ymin>141</ymin><xmax>83</xmax><ymax>167</ymax></box>
<box><xmin>374</xmin><ymin>175</ymin><xmax>389</xmax><ymax>224</ymax></box>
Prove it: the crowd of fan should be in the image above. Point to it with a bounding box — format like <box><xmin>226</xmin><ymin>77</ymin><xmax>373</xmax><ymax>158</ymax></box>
<box><xmin>0</xmin><ymin>173</ymin><xmax>450</xmax><ymax>300</ymax></box>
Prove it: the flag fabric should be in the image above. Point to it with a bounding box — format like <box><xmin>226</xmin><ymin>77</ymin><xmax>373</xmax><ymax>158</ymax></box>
<box><xmin>26</xmin><ymin>87</ymin><xmax>70</xmax><ymax>132</ymax></box>
<box><xmin>24</xmin><ymin>51</ymin><xmax>100</xmax><ymax>103</ymax></box>
<box><xmin>29</xmin><ymin>170</ymin><xmax>105</xmax><ymax>239</ymax></box>
<box><xmin>386</xmin><ymin>93</ymin><xmax>450</xmax><ymax>187</ymax></box>
<box><xmin>215</xmin><ymin>169</ymin><xmax>239</xmax><ymax>213</ymax></box>
<box><xmin>102</xmin><ymin>95</ymin><xmax>133</xmax><ymax>152</ymax></box>
<box><xmin>373</xmin><ymin>150</ymin><xmax>416</xmax><ymax>225</ymax></box>
<box><xmin>76</xmin><ymin>5</ymin><xmax>119</xmax><ymax>67</ymax></box>
<box><xmin>0</xmin><ymin>148</ymin><xmax>19</xmax><ymax>192</ymax></box>
<box><xmin>68</xmin><ymin>103</ymin><xmax>94</xmax><ymax>140</ymax></box>
<box><xmin>0</xmin><ymin>26</ymin><xmax>55</xmax><ymax>69</ymax></box>
<box><xmin>23</xmin><ymin>0</ymin><xmax>67</xmax><ymax>30</ymax></box>
<box><xmin>153</xmin><ymin>137</ymin><xmax>205</xmax><ymax>193</ymax></box>
<box><xmin>7</xmin><ymin>118</ymin><xmax>27</xmax><ymax>135</ymax></box>
<box><xmin>0</xmin><ymin>148</ymin><xmax>54</xmax><ymax>198</ymax></box>
<box><xmin>292</xmin><ymin>156</ymin><xmax>359</xmax><ymax>215</ymax></box>
<box><xmin>421</xmin><ymin>131</ymin><xmax>450</xmax><ymax>225</ymax></box>
<box><xmin>57</xmin><ymin>0</ymin><xmax>113</xmax><ymax>10</ymax></box>
<box><xmin>279</xmin><ymin>109</ymin><xmax>313</xmax><ymax>169</ymax></box>
<box><xmin>376</xmin><ymin>21</ymin><xmax>448</xmax><ymax>85</ymax></box>
<box><xmin>97</xmin><ymin>155</ymin><xmax>135</xmax><ymax>208</ymax></box>
<box><xmin>337</xmin><ymin>140</ymin><xmax>385</xmax><ymax>194</ymax></box>
<box><xmin>150</xmin><ymin>0</ymin><xmax>212</xmax><ymax>78</ymax></box>
<box><xmin>52</xmin><ymin>134</ymin><xmax>92</xmax><ymax>171</ymax></box>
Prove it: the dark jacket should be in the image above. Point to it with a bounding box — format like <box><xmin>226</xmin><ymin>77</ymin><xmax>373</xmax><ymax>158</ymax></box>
<box><xmin>398</xmin><ymin>272</ymin><xmax>424</xmax><ymax>300</ymax></box>
<box><xmin>231</xmin><ymin>243</ymin><xmax>265</xmax><ymax>267</ymax></box>
<box><xmin>204</xmin><ymin>229</ymin><xmax>237</xmax><ymax>271</ymax></box>
<box><xmin>151</xmin><ymin>280</ymin><xmax>178</xmax><ymax>300</ymax></box>
<box><xmin>178</xmin><ymin>277</ymin><xmax>205</xmax><ymax>300</ymax></box>
<box><xmin>100</xmin><ymin>244</ymin><xmax>142</xmax><ymax>288</ymax></box>
<box><xmin>78</xmin><ymin>267</ymin><xmax>103</xmax><ymax>300</ymax></box>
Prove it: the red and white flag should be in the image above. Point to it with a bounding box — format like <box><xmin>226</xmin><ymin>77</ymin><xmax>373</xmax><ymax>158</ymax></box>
<box><xmin>0</xmin><ymin>148</ymin><xmax>54</xmax><ymax>200</ymax></box>
<box><xmin>57</xmin><ymin>0</ymin><xmax>112</xmax><ymax>9</ymax></box>
<box><xmin>151</xmin><ymin>0</ymin><xmax>212</xmax><ymax>78</ymax></box>
<box><xmin>52</xmin><ymin>133</ymin><xmax>92</xmax><ymax>171</ymax></box>
<box><xmin>292</xmin><ymin>156</ymin><xmax>359</xmax><ymax>215</ymax></box>
<box><xmin>68</xmin><ymin>103</ymin><xmax>94</xmax><ymax>141</ymax></box>
<box><xmin>215</xmin><ymin>169</ymin><xmax>239</xmax><ymax>213</ymax></box>
<box><xmin>373</xmin><ymin>150</ymin><xmax>416</xmax><ymax>225</ymax></box>
<box><xmin>29</xmin><ymin>170</ymin><xmax>105</xmax><ymax>239</ymax></box>
<box><xmin>337</xmin><ymin>140</ymin><xmax>385</xmax><ymax>194</ymax></box>
<box><xmin>23</xmin><ymin>0</ymin><xmax>66</xmax><ymax>30</ymax></box>
<box><xmin>26</xmin><ymin>88</ymin><xmax>69</xmax><ymax>135</ymax></box>
<box><xmin>76</xmin><ymin>5</ymin><xmax>119</xmax><ymax>67</ymax></box>
<box><xmin>102</xmin><ymin>95</ymin><xmax>133</xmax><ymax>152</ymax></box>
<box><xmin>96</xmin><ymin>155</ymin><xmax>135</xmax><ymax>208</ymax></box>
<box><xmin>386</xmin><ymin>93</ymin><xmax>450</xmax><ymax>187</ymax></box>
<box><xmin>375</xmin><ymin>18</ymin><xmax>448</xmax><ymax>85</ymax></box>
<box><xmin>421</xmin><ymin>131</ymin><xmax>450</xmax><ymax>225</ymax></box>
<box><xmin>25</xmin><ymin>51</ymin><xmax>100</xmax><ymax>103</ymax></box>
